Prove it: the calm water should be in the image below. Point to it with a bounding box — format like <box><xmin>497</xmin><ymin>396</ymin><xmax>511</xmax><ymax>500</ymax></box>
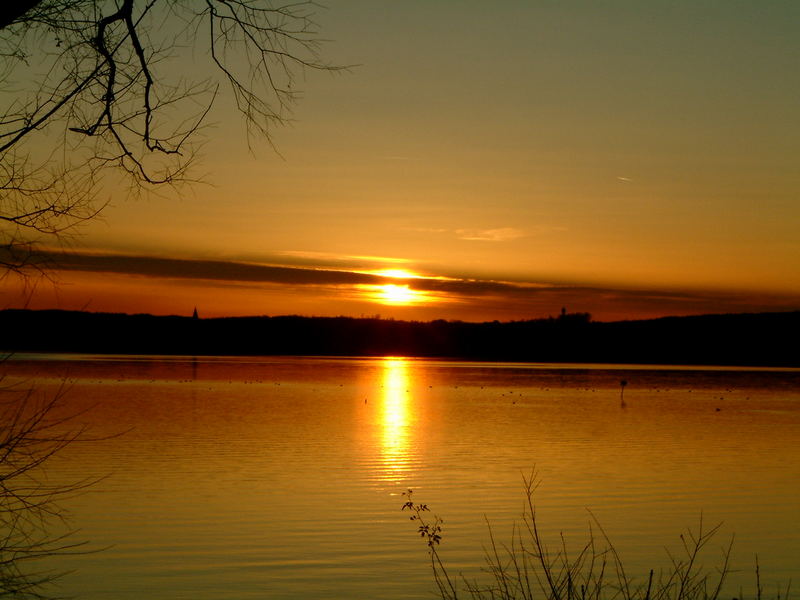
<box><xmin>4</xmin><ymin>355</ymin><xmax>799</xmax><ymax>598</ymax></box>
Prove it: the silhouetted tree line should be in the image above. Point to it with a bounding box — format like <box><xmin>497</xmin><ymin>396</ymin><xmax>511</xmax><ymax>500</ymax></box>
<box><xmin>1</xmin><ymin>309</ymin><xmax>798</xmax><ymax>366</ymax></box>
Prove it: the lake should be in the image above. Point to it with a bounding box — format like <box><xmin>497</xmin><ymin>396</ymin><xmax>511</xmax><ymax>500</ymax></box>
<box><xmin>3</xmin><ymin>355</ymin><xmax>799</xmax><ymax>598</ymax></box>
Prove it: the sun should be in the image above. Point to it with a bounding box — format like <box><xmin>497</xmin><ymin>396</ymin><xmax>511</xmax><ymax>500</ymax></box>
<box><xmin>373</xmin><ymin>268</ymin><xmax>417</xmax><ymax>280</ymax></box>
<box><xmin>355</xmin><ymin>266</ymin><xmax>438</xmax><ymax>306</ymax></box>
<box><xmin>380</xmin><ymin>284</ymin><xmax>416</xmax><ymax>305</ymax></box>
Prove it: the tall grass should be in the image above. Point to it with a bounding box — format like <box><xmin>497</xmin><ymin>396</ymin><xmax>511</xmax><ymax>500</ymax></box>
<box><xmin>402</xmin><ymin>474</ymin><xmax>791</xmax><ymax>600</ymax></box>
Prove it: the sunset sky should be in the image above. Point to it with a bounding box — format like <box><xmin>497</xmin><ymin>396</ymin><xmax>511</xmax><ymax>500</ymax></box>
<box><xmin>3</xmin><ymin>1</ymin><xmax>799</xmax><ymax>322</ymax></box>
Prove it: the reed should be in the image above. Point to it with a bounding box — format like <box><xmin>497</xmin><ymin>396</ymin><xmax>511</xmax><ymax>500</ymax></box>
<box><xmin>402</xmin><ymin>474</ymin><xmax>791</xmax><ymax>600</ymax></box>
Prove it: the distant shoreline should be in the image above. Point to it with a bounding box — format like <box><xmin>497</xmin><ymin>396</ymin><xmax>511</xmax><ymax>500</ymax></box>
<box><xmin>2</xmin><ymin>308</ymin><xmax>798</xmax><ymax>367</ymax></box>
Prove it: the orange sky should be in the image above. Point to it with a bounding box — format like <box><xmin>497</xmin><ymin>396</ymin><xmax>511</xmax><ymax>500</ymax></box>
<box><xmin>2</xmin><ymin>2</ymin><xmax>799</xmax><ymax>322</ymax></box>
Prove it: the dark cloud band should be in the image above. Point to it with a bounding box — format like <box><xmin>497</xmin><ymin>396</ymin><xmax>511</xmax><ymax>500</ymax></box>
<box><xmin>9</xmin><ymin>248</ymin><xmax>799</xmax><ymax>319</ymax></box>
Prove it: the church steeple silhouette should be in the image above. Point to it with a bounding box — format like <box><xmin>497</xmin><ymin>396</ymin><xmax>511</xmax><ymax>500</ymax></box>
<box><xmin>192</xmin><ymin>307</ymin><xmax>198</xmax><ymax>320</ymax></box>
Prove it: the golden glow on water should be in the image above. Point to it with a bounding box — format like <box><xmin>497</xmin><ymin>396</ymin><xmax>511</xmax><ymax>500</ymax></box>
<box><xmin>5</xmin><ymin>356</ymin><xmax>800</xmax><ymax>597</ymax></box>
<box><xmin>378</xmin><ymin>357</ymin><xmax>413</xmax><ymax>480</ymax></box>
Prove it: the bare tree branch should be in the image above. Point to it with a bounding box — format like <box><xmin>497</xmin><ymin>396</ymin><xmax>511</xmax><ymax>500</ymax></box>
<box><xmin>1</xmin><ymin>0</ymin><xmax>342</xmax><ymax>273</ymax></box>
<box><xmin>0</xmin><ymin>368</ymin><xmax>103</xmax><ymax>598</ymax></box>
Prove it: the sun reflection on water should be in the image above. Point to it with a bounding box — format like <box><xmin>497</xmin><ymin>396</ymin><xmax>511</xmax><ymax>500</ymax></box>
<box><xmin>378</xmin><ymin>357</ymin><xmax>413</xmax><ymax>481</ymax></box>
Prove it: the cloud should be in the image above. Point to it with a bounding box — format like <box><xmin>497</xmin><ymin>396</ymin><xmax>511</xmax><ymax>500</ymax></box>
<box><xmin>10</xmin><ymin>248</ymin><xmax>588</xmax><ymax>301</ymax></box>
<box><xmin>455</xmin><ymin>227</ymin><xmax>525</xmax><ymax>242</ymax></box>
<box><xmin>406</xmin><ymin>227</ymin><xmax>450</xmax><ymax>234</ymax></box>
<box><xmin>21</xmin><ymin>250</ymin><xmax>384</xmax><ymax>287</ymax></box>
<box><xmin>273</xmin><ymin>250</ymin><xmax>412</xmax><ymax>270</ymax></box>
<box><xmin>10</xmin><ymin>248</ymin><xmax>800</xmax><ymax>321</ymax></box>
<box><xmin>409</xmin><ymin>225</ymin><xmax>563</xmax><ymax>240</ymax></box>
<box><xmin>20</xmin><ymin>248</ymin><xmax>541</xmax><ymax>296</ymax></box>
